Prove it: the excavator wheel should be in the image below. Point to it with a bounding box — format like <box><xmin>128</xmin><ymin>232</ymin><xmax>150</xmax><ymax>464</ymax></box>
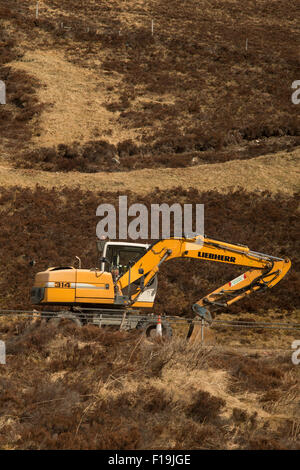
<box><xmin>48</xmin><ymin>311</ymin><xmax>82</xmax><ymax>327</ymax></box>
<box><xmin>136</xmin><ymin>320</ymin><xmax>173</xmax><ymax>339</ymax></box>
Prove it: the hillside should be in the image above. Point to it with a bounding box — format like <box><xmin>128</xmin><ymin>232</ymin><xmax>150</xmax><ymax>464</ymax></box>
<box><xmin>0</xmin><ymin>0</ymin><xmax>299</xmax><ymax>171</ymax></box>
<box><xmin>0</xmin><ymin>0</ymin><xmax>299</xmax><ymax>451</ymax></box>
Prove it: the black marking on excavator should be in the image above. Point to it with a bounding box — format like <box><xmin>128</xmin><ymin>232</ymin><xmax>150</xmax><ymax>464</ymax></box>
<box><xmin>198</xmin><ymin>252</ymin><xmax>236</xmax><ymax>263</ymax></box>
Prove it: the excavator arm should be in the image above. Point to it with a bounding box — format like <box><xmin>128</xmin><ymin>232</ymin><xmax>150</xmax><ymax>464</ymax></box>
<box><xmin>117</xmin><ymin>235</ymin><xmax>291</xmax><ymax>322</ymax></box>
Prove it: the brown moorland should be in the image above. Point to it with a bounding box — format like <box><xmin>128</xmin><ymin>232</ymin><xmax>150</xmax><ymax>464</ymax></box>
<box><xmin>0</xmin><ymin>0</ymin><xmax>299</xmax><ymax>169</ymax></box>
<box><xmin>0</xmin><ymin>320</ymin><xmax>299</xmax><ymax>450</ymax></box>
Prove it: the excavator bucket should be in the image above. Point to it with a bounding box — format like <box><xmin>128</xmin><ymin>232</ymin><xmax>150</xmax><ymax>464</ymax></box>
<box><xmin>187</xmin><ymin>320</ymin><xmax>215</xmax><ymax>344</ymax></box>
<box><xmin>187</xmin><ymin>322</ymin><xmax>203</xmax><ymax>343</ymax></box>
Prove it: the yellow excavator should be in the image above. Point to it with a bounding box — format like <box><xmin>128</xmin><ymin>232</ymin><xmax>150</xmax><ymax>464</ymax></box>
<box><xmin>31</xmin><ymin>235</ymin><xmax>291</xmax><ymax>339</ymax></box>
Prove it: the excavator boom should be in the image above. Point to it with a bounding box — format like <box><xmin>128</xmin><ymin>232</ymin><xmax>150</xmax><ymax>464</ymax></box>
<box><xmin>117</xmin><ymin>235</ymin><xmax>291</xmax><ymax>321</ymax></box>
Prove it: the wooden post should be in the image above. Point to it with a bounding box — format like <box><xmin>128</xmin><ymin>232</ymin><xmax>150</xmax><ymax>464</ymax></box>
<box><xmin>151</xmin><ymin>19</ymin><xmax>154</xmax><ymax>36</ymax></box>
<box><xmin>36</xmin><ymin>1</ymin><xmax>39</xmax><ymax>20</ymax></box>
<box><xmin>119</xmin><ymin>311</ymin><xmax>127</xmax><ymax>331</ymax></box>
<box><xmin>246</xmin><ymin>38</ymin><xmax>248</xmax><ymax>51</ymax></box>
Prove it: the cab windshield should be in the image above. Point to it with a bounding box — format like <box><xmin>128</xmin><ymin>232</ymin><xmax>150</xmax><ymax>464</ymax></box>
<box><xmin>104</xmin><ymin>245</ymin><xmax>147</xmax><ymax>276</ymax></box>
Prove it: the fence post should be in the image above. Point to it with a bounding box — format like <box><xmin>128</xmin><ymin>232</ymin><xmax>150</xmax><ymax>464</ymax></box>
<box><xmin>0</xmin><ymin>340</ymin><xmax>6</xmax><ymax>365</ymax></box>
<box><xmin>245</xmin><ymin>38</ymin><xmax>248</xmax><ymax>51</ymax></box>
<box><xmin>119</xmin><ymin>311</ymin><xmax>127</xmax><ymax>331</ymax></box>
<box><xmin>201</xmin><ymin>319</ymin><xmax>204</xmax><ymax>343</ymax></box>
<box><xmin>0</xmin><ymin>81</ymin><xmax>6</xmax><ymax>105</ymax></box>
<box><xmin>36</xmin><ymin>1</ymin><xmax>39</xmax><ymax>20</ymax></box>
<box><xmin>151</xmin><ymin>19</ymin><xmax>154</xmax><ymax>36</ymax></box>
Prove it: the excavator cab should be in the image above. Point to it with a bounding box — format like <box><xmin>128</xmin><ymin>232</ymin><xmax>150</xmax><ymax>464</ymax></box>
<box><xmin>97</xmin><ymin>240</ymin><xmax>158</xmax><ymax>308</ymax></box>
<box><xmin>99</xmin><ymin>242</ymin><xmax>148</xmax><ymax>277</ymax></box>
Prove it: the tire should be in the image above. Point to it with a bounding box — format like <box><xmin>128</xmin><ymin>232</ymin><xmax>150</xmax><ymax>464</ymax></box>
<box><xmin>48</xmin><ymin>311</ymin><xmax>82</xmax><ymax>327</ymax></box>
<box><xmin>136</xmin><ymin>320</ymin><xmax>172</xmax><ymax>339</ymax></box>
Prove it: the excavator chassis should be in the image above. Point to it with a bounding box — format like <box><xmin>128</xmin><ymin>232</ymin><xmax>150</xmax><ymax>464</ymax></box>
<box><xmin>43</xmin><ymin>308</ymin><xmax>174</xmax><ymax>339</ymax></box>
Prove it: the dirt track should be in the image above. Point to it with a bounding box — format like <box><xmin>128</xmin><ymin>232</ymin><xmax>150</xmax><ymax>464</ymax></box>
<box><xmin>1</xmin><ymin>148</ymin><xmax>299</xmax><ymax>194</ymax></box>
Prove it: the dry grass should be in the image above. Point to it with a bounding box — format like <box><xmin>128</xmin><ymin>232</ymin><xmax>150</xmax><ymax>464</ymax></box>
<box><xmin>9</xmin><ymin>49</ymin><xmax>138</xmax><ymax>148</ymax></box>
<box><xmin>0</xmin><ymin>319</ymin><xmax>299</xmax><ymax>449</ymax></box>
<box><xmin>211</xmin><ymin>309</ymin><xmax>300</xmax><ymax>350</ymax></box>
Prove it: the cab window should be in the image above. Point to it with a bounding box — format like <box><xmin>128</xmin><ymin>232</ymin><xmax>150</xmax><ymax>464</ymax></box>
<box><xmin>104</xmin><ymin>246</ymin><xmax>147</xmax><ymax>276</ymax></box>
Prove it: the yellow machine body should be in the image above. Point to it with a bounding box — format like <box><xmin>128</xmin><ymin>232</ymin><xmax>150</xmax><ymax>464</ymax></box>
<box><xmin>33</xmin><ymin>268</ymin><xmax>114</xmax><ymax>305</ymax></box>
<box><xmin>32</xmin><ymin>267</ymin><xmax>154</xmax><ymax>308</ymax></box>
<box><xmin>31</xmin><ymin>236</ymin><xmax>291</xmax><ymax>320</ymax></box>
